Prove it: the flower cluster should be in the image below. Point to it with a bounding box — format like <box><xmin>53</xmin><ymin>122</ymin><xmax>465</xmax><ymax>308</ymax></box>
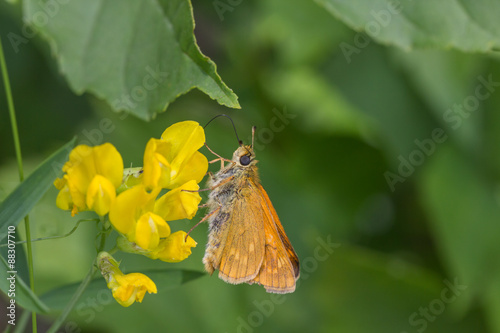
<box><xmin>54</xmin><ymin>121</ymin><xmax>208</xmax><ymax>306</ymax></box>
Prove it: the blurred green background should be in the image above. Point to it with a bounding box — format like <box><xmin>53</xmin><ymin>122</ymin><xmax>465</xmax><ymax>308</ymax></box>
<box><xmin>1</xmin><ymin>0</ymin><xmax>500</xmax><ymax>332</ymax></box>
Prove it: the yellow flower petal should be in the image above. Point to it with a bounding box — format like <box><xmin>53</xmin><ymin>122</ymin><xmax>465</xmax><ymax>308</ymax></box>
<box><xmin>112</xmin><ymin>273</ymin><xmax>157</xmax><ymax>307</ymax></box>
<box><xmin>163</xmin><ymin>122</ymin><xmax>206</xmax><ymax>188</ymax></box>
<box><xmin>109</xmin><ymin>184</ymin><xmax>160</xmax><ymax>236</ymax></box>
<box><xmin>86</xmin><ymin>175</ymin><xmax>116</xmax><ymax>216</ymax></box>
<box><xmin>154</xmin><ymin>180</ymin><xmax>202</xmax><ymax>221</ymax></box>
<box><xmin>142</xmin><ymin>121</ymin><xmax>207</xmax><ymax>190</ymax></box>
<box><xmin>55</xmin><ymin>184</ymin><xmax>73</xmax><ymax>211</ymax></box>
<box><xmin>53</xmin><ymin>177</ymin><xmax>66</xmax><ymax>190</ymax></box>
<box><xmin>64</xmin><ymin>145</ymin><xmax>96</xmax><ymax>208</ymax></box>
<box><xmin>142</xmin><ymin>138</ymin><xmax>172</xmax><ymax>190</ymax></box>
<box><xmin>64</xmin><ymin>175</ymin><xmax>88</xmax><ymax>214</ymax></box>
<box><xmin>167</xmin><ymin>151</ymin><xmax>208</xmax><ymax>189</ymax></box>
<box><xmin>135</xmin><ymin>212</ymin><xmax>171</xmax><ymax>250</ymax></box>
<box><xmin>152</xmin><ymin>231</ymin><xmax>197</xmax><ymax>263</ymax></box>
<box><xmin>92</xmin><ymin>143</ymin><xmax>124</xmax><ymax>188</ymax></box>
<box><xmin>160</xmin><ymin>121</ymin><xmax>205</xmax><ymax>165</ymax></box>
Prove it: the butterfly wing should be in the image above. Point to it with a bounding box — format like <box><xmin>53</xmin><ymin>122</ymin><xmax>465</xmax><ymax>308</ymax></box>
<box><xmin>249</xmin><ymin>181</ymin><xmax>300</xmax><ymax>294</ymax></box>
<box><xmin>204</xmin><ymin>166</ymin><xmax>299</xmax><ymax>293</ymax></box>
<box><xmin>216</xmin><ymin>189</ymin><xmax>266</xmax><ymax>284</ymax></box>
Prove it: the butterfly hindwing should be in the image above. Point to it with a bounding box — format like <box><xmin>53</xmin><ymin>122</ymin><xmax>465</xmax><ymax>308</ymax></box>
<box><xmin>249</xmin><ymin>181</ymin><xmax>299</xmax><ymax>293</ymax></box>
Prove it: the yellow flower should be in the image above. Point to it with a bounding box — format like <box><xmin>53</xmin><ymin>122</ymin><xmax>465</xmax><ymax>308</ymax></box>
<box><xmin>109</xmin><ymin>181</ymin><xmax>200</xmax><ymax>252</ymax></box>
<box><xmin>97</xmin><ymin>252</ymin><xmax>157</xmax><ymax>307</ymax></box>
<box><xmin>111</xmin><ymin>273</ymin><xmax>157</xmax><ymax>307</ymax></box>
<box><xmin>135</xmin><ymin>212</ymin><xmax>171</xmax><ymax>250</ymax></box>
<box><xmin>54</xmin><ymin>143</ymin><xmax>123</xmax><ymax>216</ymax></box>
<box><xmin>109</xmin><ymin>184</ymin><xmax>171</xmax><ymax>250</ymax></box>
<box><xmin>154</xmin><ymin>180</ymin><xmax>202</xmax><ymax>222</ymax></box>
<box><xmin>148</xmin><ymin>231</ymin><xmax>197</xmax><ymax>263</ymax></box>
<box><xmin>142</xmin><ymin>121</ymin><xmax>208</xmax><ymax>190</ymax></box>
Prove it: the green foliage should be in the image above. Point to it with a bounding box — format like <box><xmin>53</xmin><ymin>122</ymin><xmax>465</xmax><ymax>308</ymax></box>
<box><xmin>0</xmin><ymin>138</ymin><xmax>75</xmax><ymax>314</ymax></box>
<box><xmin>420</xmin><ymin>145</ymin><xmax>500</xmax><ymax>312</ymax></box>
<box><xmin>0</xmin><ymin>256</ymin><xmax>49</xmax><ymax>313</ymax></box>
<box><xmin>315</xmin><ymin>246</ymin><xmax>486</xmax><ymax>332</ymax></box>
<box><xmin>0</xmin><ymin>137</ymin><xmax>76</xmax><ymax>242</ymax></box>
<box><xmin>316</xmin><ymin>0</ymin><xmax>500</xmax><ymax>52</ymax></box>
<box><xmin>23</xmin><ymin>0</ymin><xmax>239</xmax><ymax>120</ymax></box>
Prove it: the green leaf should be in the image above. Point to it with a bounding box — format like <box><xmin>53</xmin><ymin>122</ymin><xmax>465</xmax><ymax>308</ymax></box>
<box><xmin>390</xmin><ymin>49</ymin><xmax>484</xmax><ymax>152</ymax></box>
<box><xmin>255</xmin><ymin>0</ymin><xmax>351</xmax><ymax>66</ymax></box>
<box><xmin>316</xmin><ymin>44</ymin><xmax>436</xmax><ymax>164</ymax></box>
<box><xmin>316</xmin><ymin>0</ymin><xmax>500</xmax><ymax>53</ymax></box>
<box><xmin>0</xmin><ymin>255</ymin><xmax>49</xmax><ymax>313</ymax></box>
<box><xmin>0</xmin><ymin>228</ymin><xmax>29</xmax><ymax>283</ymax></box>
<box><xmin>482</xmin><ymin>63</ymin><xmax>500</xmax><ymax>180</ymax></box>
<box><xmin>418</xmin><ymin>144</ymin><xmax>500</xmax><ymax>313</ymax></box>
<box><xmin>0</xmin><ymin>137</ymin><xmax>76</xmax><ymax>242</ymax></box>
<box><xmin>390</xmin><ymin>49</ymin><xmax>481</xmax><ymax>115</ymax></box>
<box><xmin>262</xmin><ymin>67</ymin><xmax>377</xmax><ymax>138</ymax></box>
<box><xmin>314</xmin><ymin>245</ymin><xmax>486</xmax><ymax>333</ymax></box>
<box><xmin>485</xmin><ymin>281</ymin><xmax>500</xmax><ymax>333</ymax></box>
<box><xmin>41</xmin><ymin>269</ymin><xmax>205</xmax><ymax>310</ymax></box>
<box><xmin>23</xmin><ymin>0</ymin><xmax>240</xmax><ymax>121</ymax></box>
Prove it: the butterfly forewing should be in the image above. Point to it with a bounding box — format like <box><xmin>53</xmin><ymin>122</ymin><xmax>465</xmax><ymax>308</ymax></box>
<box><xmin>216</xmin><ymin>190</ymin><xmax>266</xmax><ymax>284</ymax></box>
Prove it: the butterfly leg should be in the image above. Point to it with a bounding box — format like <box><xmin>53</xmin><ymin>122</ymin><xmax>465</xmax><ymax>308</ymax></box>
<box><xmin>205</xmin><ymin>143</ymin><xmax>233</xmax><ymax>169</ymax></box>
<box><xmin>185</xmin><ymin>204</ymin><xmax>222</xmax><ymax>240</ymax></box>
<box><xmin>182</xmin><ymin>175</ymin><xmax>236</xmax><ymax>193</ymax></box>
<box><xmin>205</xmin><ymin>142</ymin><xmax>224</xmax><ymax>158</ymax></box>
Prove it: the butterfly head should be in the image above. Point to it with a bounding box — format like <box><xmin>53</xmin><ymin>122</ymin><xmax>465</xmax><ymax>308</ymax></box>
<box><xmin>232</xmin><ymin>145</ymin><xmax>257</xmax><ymax>167</ymax></box>
<box><xmin>232</xmin><ymin>126</ymin><xmax>258</xmax><ymax>167</ymax></box>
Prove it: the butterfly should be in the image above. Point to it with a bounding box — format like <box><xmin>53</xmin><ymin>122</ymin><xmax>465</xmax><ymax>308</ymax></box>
<box><xmin>202</xmin><ymin>127</ymin><xmax>300</xmax><ymax>294</ymax></box>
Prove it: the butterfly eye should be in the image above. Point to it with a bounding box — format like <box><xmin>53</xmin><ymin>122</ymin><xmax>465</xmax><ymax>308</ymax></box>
<box><xmin>240</xmin><ymin>155</ymin><xmax>251</xmax><ymax>166</ymax></box>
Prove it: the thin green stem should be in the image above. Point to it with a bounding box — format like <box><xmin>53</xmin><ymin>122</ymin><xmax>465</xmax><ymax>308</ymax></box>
<box><xmin>0</xmin><ymin>38</ymin><xmax>37</xmax><ymax>332</ymax></box>
<box><xmin>47</xmin><ymin>225</ymin><xmax>108</xmax><ymax>333</ymax></box>
<box><xmin>98</xmin><ymin>225</ymin><xmax>107</xmax><ymax>251</ymax></box>
<box><xmin>107</xmin><ymin>245</ymin><xmax>119</xmax><ymax>255</ymax></box>
<box><xmin>0</xmin><ymin>35</ymin><xmax>23</xmax><ymax>180</ymax></box>
<box><xmin>46</xmin><ymin>262</ymin><xmax>98</xmax><ymax>333</ymax></box>
<box><xmin>23</xmin><ymin>217</ymin><xmax>36</xmax><ymax>333</ymax></box>
<box><xmin>0</xmin><ymin>218</ymin><xmax>98</xmax><ymax>247</ymax></box>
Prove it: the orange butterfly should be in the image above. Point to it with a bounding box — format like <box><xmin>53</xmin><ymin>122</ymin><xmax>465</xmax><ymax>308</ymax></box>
<box><xmin>202</xmin><ymin>127</ymin><xmax>300</xmax><ymax>294</ymax></box>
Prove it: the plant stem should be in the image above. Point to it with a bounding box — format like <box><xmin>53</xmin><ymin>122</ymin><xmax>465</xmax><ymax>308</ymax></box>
<box><xmin>0</xmin><ymin>218</ymin><xmax>99</xmax><ymax>247</ymax></box>
<box><xmin>46</xmin><ymin>263</ymin><xmax>98</xmax><ymax>333</ymax></box>
<box><xmin>0</xmin><ymin>37</ymin><xmax>37</xmax><ymax>332</ymax></box>
<box><xmin>47</xmin><ymin>226</ymin><xmax>108</xmax><ymax>332</ymax></box>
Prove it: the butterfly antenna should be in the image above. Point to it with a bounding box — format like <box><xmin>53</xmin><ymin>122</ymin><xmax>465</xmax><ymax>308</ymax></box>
<box><xmin>251</xmin><ymin>126</ymin><xmax>256</xmax><ymax>148</ymax></box>
<box><xmin>204</xmin><ymin>114</ymin><xmax>242</xmax><ymax>146</ymax></box>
